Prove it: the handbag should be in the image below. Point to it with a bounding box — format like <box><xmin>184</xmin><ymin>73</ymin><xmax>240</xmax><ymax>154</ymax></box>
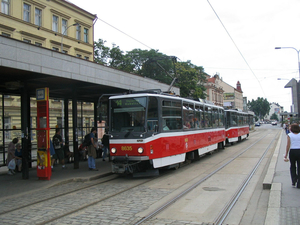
<box><xmin>8</xmin><ymin>159</ymin><xmax>16</xmax><ymax>170</ymax></box>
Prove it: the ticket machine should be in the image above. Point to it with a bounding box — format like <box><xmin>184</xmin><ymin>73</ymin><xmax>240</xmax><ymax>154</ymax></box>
<box><xmin>36</xmin><ymin>88</ymin><xmax>51</xmax><ymax>180</ymax></box>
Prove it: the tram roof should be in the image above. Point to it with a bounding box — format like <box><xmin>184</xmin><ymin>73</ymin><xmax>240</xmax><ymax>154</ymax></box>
<box><xmin>109</xmin><ymin>92</ymin><xmax>225</xmax><ymax>109</ymax></box>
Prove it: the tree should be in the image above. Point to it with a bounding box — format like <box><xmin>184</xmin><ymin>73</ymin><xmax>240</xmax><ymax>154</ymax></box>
<box><xmin>93</xmin><ymin>39</ymin><xmax>207</xmax><ymax>99</ymax></box>
<box><xmin>247</xmin><ymin>97</ymin><xmax>270</xmax><ymax>119</ymax></box>
<box><xmin>94</xmin><ymin>39</ymin><xmax>110</xmax><ymax>65</ymax></box>
<box><xmin>270</xmin><ymin>113</ymin><xmax>279</xmax><ymax>121</ymax></box>
<box><xmin>175</xmin><ymin>61</ymin><xmax>207</xmax><ymax>99</ymax></box>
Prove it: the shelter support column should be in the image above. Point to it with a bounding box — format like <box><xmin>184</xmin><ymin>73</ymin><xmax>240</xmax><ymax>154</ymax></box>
<box><xmin>21</xmin><ymin>84</ymin><xmax>30</xmax><ymax>179</ymax></box>
<box><xmin>72</xmin><ymin>93</ymin><xmax>79</xmax><ymax>169</ymax></box>
<box><xmin>64</xmin><ymin>98</ymin><xmax>69</xmax><ymax>145</ymax></box>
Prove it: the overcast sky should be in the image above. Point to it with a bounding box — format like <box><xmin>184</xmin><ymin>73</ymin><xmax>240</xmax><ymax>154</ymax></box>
<box><xmin>70</xmin><ymin>0</ymin><xmax>300</xmax><ymax>112</ymax></box>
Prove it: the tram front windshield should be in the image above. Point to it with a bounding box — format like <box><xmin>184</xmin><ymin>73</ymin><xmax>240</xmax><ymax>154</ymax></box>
<box><xmin>111</xmin><ymin>97</ymin><xmax>146</xmax><ymax>133</ymax></box>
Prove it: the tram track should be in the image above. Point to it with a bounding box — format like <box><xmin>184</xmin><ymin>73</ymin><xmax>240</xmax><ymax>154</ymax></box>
<box><xmin>0</xmin><ymin>170</ymin><xmax>163</xmax><ymax>225</ymax></box>
<box><xmin>0</xmin><ymin>173</ymin><xmax>118</xmax><ymax>216</ymax></box>
<box><xmin>0</xmin><ymin>129</ymin><xmax>278</xmax><ymax>225</ymax></box>
<box><xmin>134</xmin><ymin>129</ymin><xmax>280</xmax><ymax>224</ymax></box>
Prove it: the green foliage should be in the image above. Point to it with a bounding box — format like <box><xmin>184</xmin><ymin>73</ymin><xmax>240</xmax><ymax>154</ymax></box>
<box><xmin>270</xmin><ymin>113</ymin><xmax>279</xmax><ymax>121</ymax></box>
<box><xmin>247</xmin><ymin>97</ymin><xmax>270</xmax><ymax>119</ymax></box>
<box><xmin>94</xmin><ymin>39</ymin><xmax>110</xmax><ymax>65</ymax></box>
<box><xmin>93</xmin><ymin>39</ymin><xmax>207</xmax><ymax>99</ymax></box>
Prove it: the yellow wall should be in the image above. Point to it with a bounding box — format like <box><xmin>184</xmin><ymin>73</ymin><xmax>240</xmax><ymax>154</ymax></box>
<box><xmin>0</xmin><ymin>0</ymin><xmax>97</xmax><ymax>60</ymax></box>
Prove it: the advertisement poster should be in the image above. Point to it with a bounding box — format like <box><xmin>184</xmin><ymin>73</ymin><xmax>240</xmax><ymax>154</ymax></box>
<box><xmin>37</xmin><ymin>150</ymin><xmax>48</xmax><ymax>169</ymax></box>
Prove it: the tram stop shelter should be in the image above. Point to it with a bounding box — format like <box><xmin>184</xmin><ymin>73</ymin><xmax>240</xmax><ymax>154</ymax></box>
<box><xmin>0</xmin><ymin>36</ymin><xmax>179</xmax><ymax>179</ymax></box>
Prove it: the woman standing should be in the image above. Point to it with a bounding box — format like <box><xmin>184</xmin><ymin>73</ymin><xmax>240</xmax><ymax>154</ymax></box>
<box><xmin>284</xmin><ymin>124</ymin><xmax>300</xmax><ymax>188</ymax></box>
<box><xmin>6</xmin><ymin>138</ymin><xmax>18</xmax><ymax>175</ymax></box>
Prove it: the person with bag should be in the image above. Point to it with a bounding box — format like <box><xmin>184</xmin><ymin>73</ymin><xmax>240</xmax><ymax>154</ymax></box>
<box><xmin>52</xmin><ymin>128</ymin><xmax>66</xmax><ymax>170</ymax></box>
<box><xmin>284</xmin><ymin>123</ymin><xmax>300</xmax><ymax>188</ymax></box>
<box><xmin>6</xmin><ymin>138</ymin><xmax>18</xmax><ymax>175</ymax></box>
<box><xmin>87</xmin><ymin>127</ymin><xmax>98</xmax><ymax>171</ymax></box>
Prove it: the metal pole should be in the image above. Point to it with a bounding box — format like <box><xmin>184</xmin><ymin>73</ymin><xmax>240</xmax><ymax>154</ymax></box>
<box><xmin>275</xmin><ymin>47</ymin><xmax>300</xmax><ymax>81</ymax></box>
<box><xmin>61</xmin><ymin>23</ymin><xmax>79</xmax><ymax>53</ymax></box>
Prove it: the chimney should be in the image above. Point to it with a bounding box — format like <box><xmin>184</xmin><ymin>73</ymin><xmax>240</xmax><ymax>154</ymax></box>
<box><xmin>236</xmin><ymin>81</ymin><xmax>242</xmax><ymax>91</ymax></box>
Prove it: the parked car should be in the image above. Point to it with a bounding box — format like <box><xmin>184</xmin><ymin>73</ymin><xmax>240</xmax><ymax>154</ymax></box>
<box><xmin>271</xmin><ymin>121</ymin><xmax>277</xmax><ymax>125</ymax></box>
<box><xmin>255</xmin><ymin>122</ymin><xmax>260</xmax><ymax>126</ymax></box>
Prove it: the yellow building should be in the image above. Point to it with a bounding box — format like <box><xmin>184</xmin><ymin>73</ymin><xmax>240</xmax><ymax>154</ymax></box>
<box><xmin>0</xmin><ymin>0</ymin><xmax>97</xmax><ymax>60</ymax></box>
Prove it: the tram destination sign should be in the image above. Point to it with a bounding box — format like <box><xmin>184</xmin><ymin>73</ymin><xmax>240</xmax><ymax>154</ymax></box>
<box><xmin>112</xmin><ymin>97</ymin><xmax>146</xmax><ymax>108</ymax></box>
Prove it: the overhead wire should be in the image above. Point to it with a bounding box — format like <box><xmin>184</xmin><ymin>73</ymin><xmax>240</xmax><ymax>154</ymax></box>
<box><xmin>97</xmin><ymin>17</ymin><xmax>153</xmax><ymax>50</ymax></box>
<box><xmin>206</xmin><ymin>0</ymin><xmax>266</xmax><ymax>98</ymax></box>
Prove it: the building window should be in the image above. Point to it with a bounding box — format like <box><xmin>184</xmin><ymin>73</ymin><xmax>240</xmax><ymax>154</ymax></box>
<box><xmin>76</xmin><ymin>24</ymin><xmax>81</xmax><ymax>40</ymax></box>
<box><xmin>76</xmin><ymin>54</ymin><xmax>82</xmax><ymax>58</ymax></box>
<box><xmin>35</xmin><ymin>8</ymin><xmax>42</xmax><ymax>26</ymax></box>
<box><xmin>4</xmin><ymin>117</ymin><xmax>11</xmax><ymax>140</ymax></box>
<box><xmin>1</xmin><ymin>32</ymin><xmax>10</xmax><ymax>37</ymax></box>
<box><xmin>62</xmin><ymin>19</ymin><xmax>67</xmax><ymax>34</ymax></box>
<box><xmin>84</xmin><ymin>56</ymin><xmax>89</xmax><ymax>60</ymax></box>
<box><xmin>23</xmin><ymin>39</ymin><xmax>31</xmax><ymax>43</ymax></box>
<box><xmin>62</xmin><ymin>50</ymin><xmax>67</xmax><ymax>54</ymax></box>
<box><xmin>52</xmin><ymin>47</ymin><xmax>59</xmax><ymax>51</ymax></box>
<box><xmin>84</xmin><ymin>28</ymin><xmax>88</xmax><ymax>43</ymax></box>
<box><xmin>23</xmin><ymin>3</ymin><xmax>31</xmax><ymax>22</ymax></box>
<box><xmin>52</xmin><ymin>15</ymin><xmax>58</xmax><ymax>32</ymax></box>
<box><xmin>35</xmin><ymin>42</ymin><xmax>42</xmax><ymax>47</ymax></box>
<box><xmin>1</xmin><ymin>0</ymin><xmax>10</xmax><ymax>15</ymax></box>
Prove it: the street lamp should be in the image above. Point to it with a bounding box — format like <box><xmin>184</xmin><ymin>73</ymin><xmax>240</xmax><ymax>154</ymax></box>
<box><xmin>275</xmin><ymin>47</ymin><xmax>300</xmax><ymax>81</ymax></box>
<box><xmin>61</xmin><ymin>23</ymin><xmax>79</xmax><ymax>53</ymax></box>
<box><xmin>276</xmin><ymin>47</ymin><xmax>300</xmax><ymax>116</ymax></box>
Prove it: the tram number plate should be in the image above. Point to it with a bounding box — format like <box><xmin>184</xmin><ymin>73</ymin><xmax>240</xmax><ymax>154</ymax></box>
<box><xmin>121</xmin><ymin>146</ymin><xmax>132</xmax><ymax>151</ymax></box>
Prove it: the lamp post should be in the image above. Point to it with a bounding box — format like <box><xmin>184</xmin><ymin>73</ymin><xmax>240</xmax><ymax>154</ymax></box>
<box><xmin>275</xmin><ymin>47</ymin><xmax>300</xmax><ymax>116</ymax></box>
<box><xmin>275</xmin><ymin>47</ymin><xmax>300</xmax><ymax>81</ymax></box>
<box><xmin>61</xmin><ymin>23</ymin><xmax>79</xmax><ymax>53</ymax></box>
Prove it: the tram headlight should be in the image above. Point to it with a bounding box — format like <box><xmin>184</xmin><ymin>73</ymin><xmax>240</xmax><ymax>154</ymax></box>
<box><xmin>111</xmin><ymin>147</ymin><xmax>117</xmax><ymax>154</ymax></box>
<box><xmin>137</xmin><ymin>147</ymin><xmax>144</xmax><ymax>154</ymax></box>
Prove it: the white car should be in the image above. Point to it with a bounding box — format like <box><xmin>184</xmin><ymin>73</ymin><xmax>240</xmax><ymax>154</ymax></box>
<box><xmin>271</xmin><ymin>121</ymin><xmax>277</xmax><ymax>125</ymax></box>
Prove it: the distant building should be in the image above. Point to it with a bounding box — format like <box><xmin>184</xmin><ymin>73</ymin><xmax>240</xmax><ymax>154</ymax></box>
<box><xmin>205</xmin><ymin>74</ymin><xmax>243</xmax><ymax>110</ymax></box>
<box><xmin>243</xmin><ymin>97</ymin><xmax>248</xmax><ymax>111</ymax></box>
<box><xmin>265</xmin><ymin>102</ymin><xmax>283</xmax><ymax>121</ymax></box>
<box><xmin>0</xmin><ymin>0</ymin><xmax>97</xmax><ymax>60</ymax></box>
<box><xmin>204</xmin><ymin>74</ymin><xmax>224</xmax><ymax>107</ymax></box>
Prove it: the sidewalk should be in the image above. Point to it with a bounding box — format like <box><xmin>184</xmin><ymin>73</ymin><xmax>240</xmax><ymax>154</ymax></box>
<box><xmin>0</xmin><ymin>158</ymin><xmax>112</xmax><ymax>199</ymax></box>
<box><xmin>264</xmin><ymin>130</ymin><xmax>300</xmax><ymax>225</ymax></box>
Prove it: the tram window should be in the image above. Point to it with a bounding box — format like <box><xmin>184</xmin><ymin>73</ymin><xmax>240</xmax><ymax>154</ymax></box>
<box><xmin>212</xmin><ymin>108</ymin><xmax>218</xmax><ymax>128</ymax></box>
<box><xmin>111</xmin><ymin>97</ymin><xmax>146</xmax><ymax>132</ymax></box>
<box><xmin>219</xmin><ymin>109</ymin><xmax>224</xmax><ymax>127</ymax></box>
<box><xmin>231</xmin><ymin>113</ymin><xmax>237</xmax><ymax>126</ymax></box>
<box><xmin>195</xmin><ymin>105</ymin><xmax>202</xmax><ymax>129</ymax></box>
<box><xmin>162</xmin><ymin>100</ymin><xmax>182</xmax><ymax>131</ymax></box>
<box><xmin>183</xmin><ymin>102</ymin><xmax>194</xmax><ymax>129</ymax></box>
<box><xmin>238</xmin><ymin>115</ymin><xmax>243</xmax><ymax>126</ymax></box>
<box><xmin>204</xmin><ymin>106</ymin><xmax>212</xmax><ymax>128</ymax></box>
<box><xmin>147</xmin><ymin>97</ymin><xmax>158</xmax><ymax>131</ymax></box>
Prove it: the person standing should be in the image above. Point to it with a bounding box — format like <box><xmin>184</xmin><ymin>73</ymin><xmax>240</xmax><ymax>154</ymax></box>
<box><xmin>102</xmin><ymin>131</ymin><xmax>110</xmax><ymax>161</ymax></box>
<box><xmin>52</xmin><ymin>128</ymin><xmax>66</xmax><ymax>169</ymax></box>
<box><xmin>15</xmin><ymin>143</ymin><xmax>22</xmax><ymax>172</ymax></box>
<box><xmin>7</xmin><ymin>138</ymin><xmax>18</xmax><ymax>175</ymax></box>
<box><xmin>87</xmin><ymin>127</ymin><xmax>98</xmax><ymax>171</ymax></box>
<box><xmin>284</xmin><ymin>123</ymin><xmax>300</xmax><ymax>188</ymax></box>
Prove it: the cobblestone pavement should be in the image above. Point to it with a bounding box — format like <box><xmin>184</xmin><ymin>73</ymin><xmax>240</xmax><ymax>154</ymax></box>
<box><xmin>0</xmin><ymin>178</ymin><xmax>149</xmax><ymax>224</ymax></box>
<box><xmin>48</xmin><ymin>185</ymin><xmax>173</xmax><ymax>225</ymax></box>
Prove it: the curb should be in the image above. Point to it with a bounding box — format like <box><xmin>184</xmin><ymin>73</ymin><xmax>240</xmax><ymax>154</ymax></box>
<box><xmin>263</xmin><ymin>130</ymin><xmax>282</xmax><ymax>189</ymax></box>
<box><xmin>263</xmin><ymin>130</ymin><xmax>282</xmax><ymax>225</ymax></box>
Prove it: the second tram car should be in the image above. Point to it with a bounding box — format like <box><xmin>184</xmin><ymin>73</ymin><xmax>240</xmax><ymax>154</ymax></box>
<box><xmin>224</xmin><ymin>110</ymin><xmax>251</xmax><ymax>144</ymax></box>
<box><xmin>108</xmin><ymin>91</ymin><xmax>227</xmax><ymax>174</ymax></box>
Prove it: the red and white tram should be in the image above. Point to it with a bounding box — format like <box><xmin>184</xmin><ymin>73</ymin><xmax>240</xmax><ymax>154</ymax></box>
<box><xmin>108</xmin><ymin>91</ymin><xmax>226</xmax><ymax>174</ymax></box>
<box><xmin>224</xmin><ymin>110</ymin><xmax>251</xmax><ymax>144</ymax></box>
